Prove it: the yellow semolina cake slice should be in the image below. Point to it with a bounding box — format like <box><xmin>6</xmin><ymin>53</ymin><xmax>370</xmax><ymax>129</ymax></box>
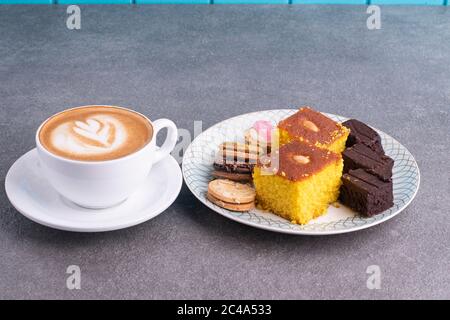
<box><xmin>253</xmin><ymin>141</ymin><xmax>343</xmax><ymax>225</ymax></box>
<box><xmin>278</xmin><ymin>107</ymin><xmax>349</xmax><ymax>154</ymax></box>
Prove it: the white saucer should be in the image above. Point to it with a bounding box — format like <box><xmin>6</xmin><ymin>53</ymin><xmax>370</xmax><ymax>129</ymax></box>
<box><xmin>5</xmin><ymin>149</ymin><xmax>182</xmax><ymax>232</ymax></box>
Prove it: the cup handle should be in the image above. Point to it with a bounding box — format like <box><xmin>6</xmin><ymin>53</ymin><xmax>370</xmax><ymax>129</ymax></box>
<box><xmin>151</xmin><ymin>119</ymin><xmax>178</xmax><ymax>164</ymax></box>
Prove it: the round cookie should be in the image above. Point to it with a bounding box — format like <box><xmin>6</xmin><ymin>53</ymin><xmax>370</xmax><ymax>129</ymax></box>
<box><xmin>207</xmin><ymin>192</ymin><xmax>255</xmax><ymax>212</ymax></box>
<box><xmin>208</xmin><ymin>179</ymin><xmax>255</xmax><ymax>204</ymax></box>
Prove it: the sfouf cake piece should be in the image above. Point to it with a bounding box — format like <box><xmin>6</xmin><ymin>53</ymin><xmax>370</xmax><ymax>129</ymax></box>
<box><xmin>252</xmin><ymin>140</ymin><xmax>343</xmax><ymax>225</ymax></box>
<box><xmin>339</xmin><ymin>169</ymin><xmax>394</xmax><ymax>217</ymax></box>
<box><xmin>342</xmin><ymin>119</ymin><xmax>384</xmax><ymax>154</ymax></box>
<box><xmin>278</xmin><ymin>107</ymin><xmax>350</xmax><ymax>153</ymax></box>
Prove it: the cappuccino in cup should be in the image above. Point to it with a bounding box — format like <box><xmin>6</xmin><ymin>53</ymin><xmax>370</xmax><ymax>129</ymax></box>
<box><xmin>36</xmin><ymin>105</ymin><xmax>178</xmax><ymax>208</ymax></box>
<box><xmin>39</xmin><ymin>106</ymin><xmax>153</xmax><ymax>162</ymax></box>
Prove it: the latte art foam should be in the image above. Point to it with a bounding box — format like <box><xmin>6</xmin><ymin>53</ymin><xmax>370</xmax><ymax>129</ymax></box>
<box><xmin>39</xmin><ymin>106</ymin><xmax>153</xmax><ymax>161</ymax></box>
<box><xmin>52</xmin><ymin>115</ymin><xmax>126</xmax><ymax>156</ymax></box>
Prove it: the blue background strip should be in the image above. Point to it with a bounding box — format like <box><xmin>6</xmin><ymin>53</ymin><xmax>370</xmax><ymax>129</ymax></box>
<box><xmin>0</xmin><ymin>0</ymin><xmax>447</xmax><ymax>5</ymax></box>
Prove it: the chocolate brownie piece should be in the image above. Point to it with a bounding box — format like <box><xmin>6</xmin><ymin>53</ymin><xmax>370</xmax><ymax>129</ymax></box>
<box><xmin>342</xmin><ymin>119</ymin><xmax>384</xmax><ymax>154</ymax></box>
<box><xmin>343</xmin><ymin>143</ymin><xmax>394</xmax><ymax>181</ymax></box>
<box><xmin>339</xmin><ymin>169</ymin><xmax>394</xmax><ymax>217</ymax></box>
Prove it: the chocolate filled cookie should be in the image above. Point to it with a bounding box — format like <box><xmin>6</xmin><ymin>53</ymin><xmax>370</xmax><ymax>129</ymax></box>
<box><xmin>213</xmin><ymin>141</ymin><xmax>260</xmax><ymax>181</ymax></box>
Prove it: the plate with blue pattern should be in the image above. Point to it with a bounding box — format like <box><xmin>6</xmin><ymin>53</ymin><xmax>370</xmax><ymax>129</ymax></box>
<box><xmin>182</xmin><ymin>110</ymin><xmax>420</xmax><ymax>235</ymax></box>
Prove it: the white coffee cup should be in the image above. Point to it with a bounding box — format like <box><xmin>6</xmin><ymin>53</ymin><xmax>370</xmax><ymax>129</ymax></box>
<box><xmin>36</xmin><ymin>106</ymin><xmax>178</xmax><ymax>209</ymax></box>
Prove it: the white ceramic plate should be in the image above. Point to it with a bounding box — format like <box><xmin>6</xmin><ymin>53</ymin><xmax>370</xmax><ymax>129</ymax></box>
<box><xmin>182</xmin><ymin>109</ymin><xmax>420</xmax><ymax>235</ymax></box>
<box><xmin>5</xmin><ymin>149</ymin><xmax>182</xmax><ymax>232</ymax></box>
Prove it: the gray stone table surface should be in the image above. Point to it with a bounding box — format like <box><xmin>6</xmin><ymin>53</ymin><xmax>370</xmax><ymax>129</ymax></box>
<box><xmin>0</xmin><ymin>5</ymin><xmax>449</xmax><ymax>300</ymax></box>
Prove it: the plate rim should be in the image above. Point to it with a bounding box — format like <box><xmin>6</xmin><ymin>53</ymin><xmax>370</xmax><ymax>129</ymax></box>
<box><xmin>182</xmin><ymin>109</ymin><xmax>421</xmax><ymax>235</ymax></box>
<box><xmin>5</xmin><ymin>148</ymin><xmax>183</xmax><ymax>233</ymax></box>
